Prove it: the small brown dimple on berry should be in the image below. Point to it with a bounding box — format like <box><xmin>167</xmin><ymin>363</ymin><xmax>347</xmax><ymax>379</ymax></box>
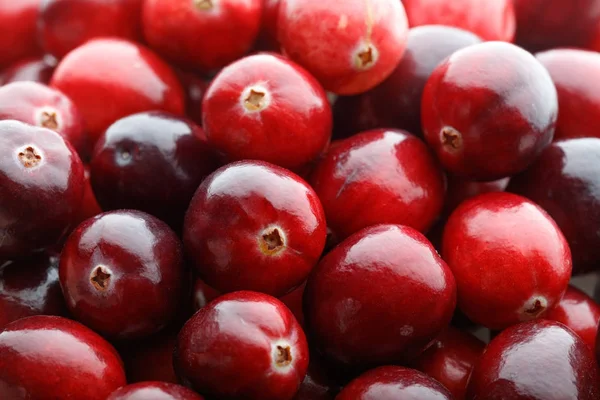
<box><xmin>40</xmin><ymin>111</ymin><xmax>59</xmax><ymax>130</ymax></box>
<box><xmin>275</xmin><ymin>345</ymin><xmax>292</xmax><ymax>367</ymax></box>
<box><xmin>524</xmin><ymin>299</ymin><xmax>544</xmax><ymax>316</ymax></box>
<box><xmin>441</xmin><ymin>127</ymin><xmax>462</xmax><ymax>150</ymax></box>
<box><xmin>260</xmin><ymin>228</ymin><xmax>285</xmax><ymax>255</ymax></box>
<box><xmin>90</xmin><ymin>266</ymin><xmax>111</xmax><ymax>291</ymax></box>
<box><xmin>244</xmin><ymin>89</ymin><xmax>266</xmax><ymax>111</ymax></box>
<box><xmin>356</xmin><ymin>46</ymin><xmax>375</xmax><ymax>69</ymax></box>
<box><xmin>194</xmin><ymin>0</ymin><xmax>213</xmax><ymax>10</ymax></box>
<box><xmin>18</xmin><ymin>146</ymin><xmax>42</xmax><ymax>168</ymax></box>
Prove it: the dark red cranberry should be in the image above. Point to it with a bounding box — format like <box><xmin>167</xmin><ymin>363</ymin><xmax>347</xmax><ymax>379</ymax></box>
<box><xmin>175</xmin><ymin>291</ymin><xmax>309</xmax><ymax>400</ymax></box>
<box><xmin>183</xmin><ymin>161</ymin><xmax>326</xmax><ymax>296</ymax></box>
<box><xmin>443</xmin><ymin>192</ymin><xmax>572</xmax><ymax>330</ymax></box>
<box><xmin>0</xmin><ymin>315</ymin><xmax>126</xmax><ymax>399</ymax></box>
<box><xmin>443</xmin><ymin>176</ymin><xmax>510</xmax><ymax>217</ymax></box>
<box><xmin>508</xmin><ymin>138</ymin><xmax>600</xmax><ymax>275</ymax></box>
<box><xmin>294</xmin><ymin>356</ymin><xmax>338</xmax><ymax>400</ymax></box>
<box><xmin>50</xmin><ymin>38</ymin><xmax>185</xmax><ymax>148</ymax></box>
<box><xmin>0</xmin><ymin>120</ymin><xmax>84</xmax><ymax>259</ymax></box>
<box><xmin>192</xmin><ymin>277</ymin><xmax>221</xmax><ymax>311</ymax></box>
<box><xmin>142</xmin><ymin>0</ymin><xmax>262</xmax><ymax>73</ymax></box>
<box><xmin>305</xmin><ymin>224</ymin><xmax>456</xmax><ymax>370</ymax></box>
<box><xmin>202</xmin><ymin>53</ymin><xmax>332</xmax><ymax>171</ymax></box>
<box><xmin>336</xmin><ymin>366</ymin><xmax>452</xmax><ymax>400</ymax></box>
<box><xmin>256</xmin><ymin>0</ymin><xmax>281</xmax><ymax>51</ymax></box>
<box><xmin>0</xmin><ymin>0</ymin><xmax>41</xmax><ymax>68</ymax></box>
<box><xmin>332</xmin><ymin>25</ymin><xmax>482</xmax><ymax>139</ymax></box>
<box><xmin>467</xmin><ymin>319</ymin><xmax>600</xmax><ymax>399</ymax></box>
<box><xmin>59</xmin><ymin>210</ymin><xmax>185</xmax><ymax>339</ymax></box>
<box><xmin>177</xmin><ymin>70</ymin><xmax>209</xmax><ymax>127</ymax></box>
<box><xmin>119</xmin><ymin>330</ymin><xmax>179</xmax><ymax>384</ymax></box>
<box><xmin>73</xmin><ymin>165</ymin><xmax>102</xmax><ymax>227</ymax></box>
<box><xmin>107</xmin><ymin>382</ymin><xmax>204</xmax><ymax>400</ymax></box>
<box><xmin>280</xmin><ymin>282</ymin><xmax>306</xmax><ymax>328</ymax></box>
<box><xmin>422</xmin><ymin>41</ymin><xmax>558</xmax><ymax>181</ymax></box>
<box><xmin>39</xmin><ymin>0</ymin><xmax>144</xmax><ymax>59</ymax></box>
<box><xmin>0</xmin><ymin>56</ymin><xmax>56</xmax><ymax>85</ymax></box>
<box><xmin>278</xmin><ymin>0</ymin><xmax>409</xmax><ymax>95</ymax></box>
<box><xmin>310</xmin><ymin>129</ymin><xmax>444</xmax><ymax>241</ymax></box>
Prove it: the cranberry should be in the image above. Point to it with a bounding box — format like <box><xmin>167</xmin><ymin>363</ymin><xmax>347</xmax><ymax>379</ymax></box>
<box><xmin>256</xmin><ymin>0</ymin><xmax>281</xmax><ymax>51</ymax></box>
<box><xmin>107</xmin><ymin>382</ymin><xmax>204</xmax><ymax>400</ymax></box>
<box><xmin>0</xmin><ymin>56</ymin><xmax>56</xmax><ymax>85</ymax></box>
<box><xmin>90</xmin><ymin>112</ymin><xmax>218</xmax><ymax>230</ymax></box>
<box><xmin>142</xmin><ymin>0</ymin><xmax>262</xmax><ymax>73</ymax></box>
<box><xmin>119</xmin><ymin>330</ymin><xmax>179</xmax><ymax>384</ymax></box>
<box><xmin>280</xmin><ymin>282</ymin><xmax>306</xmax><ymax>328</ymax></box>
<box><xmin>411</xmin><ymin>327</ymin><xmax>485</xmax><ymax>400</ymax></box>
<box><xmin>332</xmin><ymin>25</ymin><xmax>482</xmax><ymax>139</ymax></box>
<box><xmin>174</xmin><ymin>291</ymin><xmax>309</xmax><ymax>400</ymax></box>
<box><xmin>59</xmin><ymin>210</ymin><xmax>185</xmax><ymax>339</ymax></box>
<box><xmin>294</xmin><ymin>356</ymin><xmax>338</xmax><ymax>400</ymax></box>
<box><xmin>202</xmin><ymin>53</ymin><xmax>332</xmax><ymax>171</ymax></box>
<box><xmin>73</xmin><ymin>165</ymin><xmax>103</xmax><ymax>226</ymax></box>
<box><xmin>336</xmin><ymin>366</ymin><xmax>452</xmax><ymax>400</ymax></box>
<box><xmin>50</xmin><ymin>38</ymin><xmax>185</xmax><ymax>148</ymax></box>
<box><xmin>192</xmin><ymin>277</ymin><xmax>221</xmax><ymax>311</ymax></box>
<box><xmin>467</xmin><ymin>319</ymin><xmax>600</xmax><ymax>399</ymax></box>
<box><xmin>277</xmin><ymin>0</ymin><xmax>409</xmax><ymax>95</ymax></box>
<box><xmin>0</xmin><ymin>0</ymin><xmax>41</xmax><ymax>68</ymax></box>
<box><xmin>183</xmin><ymin>161</ymin><xmax>326</xmax><ymax>296</ymax></box>
<box><xmin>39</xmin><ymin>0</ymin><xmax>144</xmax><ymax>59</ymax></box>
<box><xmin>177</xmin><ymin>70</ymin><xmax>209</xmax><ymax>127</ymax></box>
<box><xmin>0</xmin><ymin>120</ymin><xmax>84</xmax><ymax>259</ymax></box>
<box><xmin>0</xmin><ymin>315</ymin><xmax>126</xmax><ymax>399</ymax></box>
<box><xmin>305</xmin><ymin>224</ymin><xmax>456</xmax><ymax>370</ymax></box>
<box><xmin>442</xmin><ymin>192</ymin><xmax>571</xmax><ymax>330</ymax></box>
<box><xmin>310</xmin><ymin>129</ymin><xmax>444</xmax><ymax>241</ymax></box>
<box><xmin>443</xmin><ymin>176</ymin><xmax>510</xmax><ymax>217</ymax></box>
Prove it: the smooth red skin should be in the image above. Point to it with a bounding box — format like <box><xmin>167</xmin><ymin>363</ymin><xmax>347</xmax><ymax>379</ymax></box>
<box><xmin>402</xmin><ymin>0</ymin><xmax>515</xmax><ymax>42</ymax></box>
<box><xmin>256</xmin><ymin>0</ymin><xmax>281</xmax><ymax>51</ymax></box>
<box><xmin>39</xmin><ymin>0</ymin><xmax>144</xmax><ymax>59</ymax></box>
<box><xmin>412</xmin><ymin>327</ymin><xmax>485</xmax><ymax>400</ymax></box>
<box><xmin>178</xmin><ymin>71</ymin><xmax>209</xmax><ymax>127</ymax></box>
<box><xmin>73</xmin><ymin>165</ymin><xmax>102</xmax><ymax>227</ymax></box>
<box><xmin>443</xmin><ymin>176</ymin><xmax>510</xmax><ymax>217</ymax></box>
<box><xmin>442</xmin><ymin>192</ymin><xmax>572</xmax><ymax>330</ymax></box>
<box><xmin>280</xmin><ymin>282</ymin><xmax>306</xmax><ymax>328</ymax></box>
<box><xmin>0</xmin><ymin>1</ymin><xmax>42</xmax><ymax>69</ymax></box>
<box><xmin>59</xmin><ymin>210</ymin><xmax>185</xmax><ymax>339</ymax></box>
<box><xmin>0</xmin><ymin>120</ymin><xmax>84</xmax><ymax>259</ymax></box>
<box><xmin>536</xmin><ymin>49</ymin><xmax>600</xmax><ymax>141</ymax></box>
<box><xmin>175</xmin><ymin>291</ymin><xmax>309</xmax><ymax>400</ymax></box>
<box><xmin>305</xmin><ymin>224</ymin><xmax>456</xmax><ymax>370</ymax></box>
<box><xmin>309</xmin><ymin>129</ymin><xmax>445</xmax><ymax>241</ymax></box>
<box><xmin>119</xmin><ymin>330</ymin><xmax>179</xmax><ymax>384</ymax></box>
<box><xmin>467</xmin><ymin>320</ymin><xmax>600</xmax><ymax>400</ymax></box>
<box><xmin>332</xmin><ymin>25</ymin><xmax>482</xmax><ymax>139</ymax></box>
<box><xmin>278</xmin><ymin>0</ymin><xmax>409</xmax><ymax>95</ymax></box>
<box><xmin>202</xmin><ymin>53</ymin><xmax>332</xmax><ymax>170</ymax></box>
<box><xmin>107</xmin><ymin>382</ymin><xmax>204</xmax><ymax>400</ymax></box>
<box><xmin>336</xmin><ymin>366</ymin><xmax>452</xmax><ymax>400</ymax></box>
<box><xmin>0</xmin><ymin>56</ymin><xmax>56</xmax><ymax>85</ymax></box>
<box><xmin>0</xmin><ymin>253</ymin><xmax>67</xmax><ymax>330</ymax></box>
<box><xmin>508</xmin><ymin>139</ymin><xmax>600</xmax><ymax>275</ymax></box>
<box><xmin>50</xmin><ymin>38</ymin><xmax>185</xmax><ymax>148</ymax></box>
<box><xmin>0</xmin><ymin>315</ymin><xmax>126</xmax><ymax>400</ymax></box>
<box><xmin>142</xmin><ymin>0</ymin><xmax>262</xmax><ymax>73</ymax></box>
<box><xmin>183</xmin><ymin>160</ymin><xmax>327</xmax><ymax>297</ymax></box>
<box><xmin>422</xmin><ymin>42</ymin><xmax>558</xmax><ymax>181</ymax></box>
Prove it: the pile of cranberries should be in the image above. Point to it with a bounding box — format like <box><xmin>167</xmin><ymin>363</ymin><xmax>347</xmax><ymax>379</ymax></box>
<box><xmin>3</xmin><ymin>0</ymin><xmax>600</xmax><ymax>399</ymax></box>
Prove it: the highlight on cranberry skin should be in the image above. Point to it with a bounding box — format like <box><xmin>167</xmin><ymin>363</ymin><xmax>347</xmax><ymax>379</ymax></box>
<box><xmin>0</xmin><ymin>56</ymin><xmax>56</xmax><ymax>85</ymax></box>
<box><xmin>107</xmin><ymin>382</ymin><xmax>204</xmax><ymax>400</ymax></box>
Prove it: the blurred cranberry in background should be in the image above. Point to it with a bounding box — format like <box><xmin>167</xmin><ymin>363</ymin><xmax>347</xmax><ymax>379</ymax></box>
<box><xmin>0</xmin><ymin>56</ymin><xmax>56</xmax><ymax>85</ymax></box>
<box><xmin>0</xmin><ymin>1</ymin><xmax>42</xmax><ymax>69</ymax></box>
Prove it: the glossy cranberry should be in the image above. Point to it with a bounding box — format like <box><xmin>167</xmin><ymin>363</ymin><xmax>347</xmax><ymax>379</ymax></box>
<box><xmin>0</xmin><ymin>120</ymin><xmax>84</xmax><ymax>259</ymax></box>
<box><xmin>60</xmin><ymin>210</ymin><xmax>185</xmax><ymax>339</ymax></box>
<box><xmin>202</xmin><ymin>54</ymin><xmax>332</xmax><ymax>170</ymax></box>
<box><xmin>310</xmin><ymin>129</ymin><xmax>444</xmax><ymax>241</ymax></box>
<box><xmin>107</xmin><ymin>382</ymin><xmax>204</xmax><ymax>400</ymax></box>
<box><xmin>50</xmin><ymin>38</ymin><xmax>185</xmax><ymax>147</ymax></box>
<box><xmin>175</xmin><ymin>291</ymin><xmax>309</xmax><ymax>400</ymax></box>
<box><xmin>0</xmin><ymin>315</ymin><xmax>126</xmax><ymax>399</ymax></box>
<box><xmin>412</xmin><ymin>327</ymin><xmax>485</xmax><ymax>400</ymax></box>
<box><xmin>280</xmin><ymin>282</ymin><xmax>306</xmax><ymax>328</ymax></box>
<box><xmin>337</xmin><ymin>366</ymin><xmax>452</xmax><ymax>400</ymax></box>
<box><xmin>305</xmin><ymin>224</ymin><xmax>456</xmax><ymax>370</ymax></box>
<box><xmin>467</xmin><ymin>319</ymin><xmax>600</xmax><ymax>399</ymax></box>
<box><xmin>508</xmin><ymin>138</ymin><xmax>600</xmax><ymax>274</ymax></box>
<box><xmin>73</xmin><ymin>165</ymin><xmax>102</xmax><ymax>226</ymax></box>
<box><xmin>142</xmin><ymin>0</ymin><xmax>262</xmax><ymax>73</ymax></box>
<box><xmin>278</xmin><ymin>0</ymin><xmax>409</xmax><ymax>95</ymax></box>
<box><xmin>39</xmin><ymin>0</ymin><xmax>144</xmax><ymax>59</ymax></box>
<box><xmin>184</xmin><ymin>161</ymin><xmax>326</xmax><ymax>296</ymax></box>
<box><xmin>332</xmin><ymin>25</ymin><xmax>482</xmax><ymax>139</ymax></box>
<box><xmin>443</xmin><ymin>176</ymin><xmax>510</xmax><ymax>217</ymax></box>
<box><xmin>0</xmin><ymin>56</ymin><xmax>56</xmax><ymax>85</ymax></box>
<box><xmin>178</xmin><ymin>70</ymin><xmax>209</xmax><ymax>127</ymax></box>
<box><xmin>443</xmin><ymin>192</ymin><xmax>571</xmax><ymax>330</ymax></box>
<box><xmin>0</xmin><ymin>1</ymin><xmax>42</xmax><ymax>68</ymax></box>
<box><xmin>120</xmin><ymin>330</ymin><xmax>179</xmax><ymax>384</ymax></box>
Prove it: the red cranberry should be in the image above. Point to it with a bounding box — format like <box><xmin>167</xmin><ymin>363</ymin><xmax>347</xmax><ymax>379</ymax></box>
<box><xmin>59</xmin><ymin>210</ymin><xmax>185</xmax><ymax>339</ymax></box>
<box><xmin>412</xmin><ymin>327</ymin><xmax>485</xmax><ymax>400</ymax></box>
<box><xmin>0</xmin><ymin>315</ymin><xmax>126</xmax><ymax>399</ymax></box>
<box><xmin>202</xmin><ymin>53</ymin><xmax>332</xmax><ymax>171</ymax></box>
<box><xmin>467</xmin><ymin>319</ymin><xmax>600</xmax><ymax>399</ymax></box>
<box><xmin>39</xmin><ymin>0</ymin><xmax>144</xmax><ymax>59</ymax></box>
<box><xmin>256</xmin><ymin>0</ymin><xmax>281</xmax><ymax>51</ymax></box>
<box><xmin>50</xmin><ymin>38</ymin><xmax>185</xmax><ymax>148</ymax></box>
<box><xmin>119</xmin><ymin>330</ymin><xmax>179</xmax><ymax>384</ymax></box>
<box><xmin>280</xmin><ymin>282</ymin><xmax>306</xmax><ymax>328</ymax></box>
<box><xmin>107</xmin><ymin>382</ymin><xmax>204</xmax><ymax>400</ymax></box>
<box><xmin>0</xmin><ymin>56</ymin><xmax>56</xmax><ymax>85</ymax></box>
<box><xmin>192</xmin><ymin>277</ymin><xmax>221</xmax><ymax>311</ymax></box>
<box><xmin>508</xmin><ymin>138</ymin><xmax>600</xmax><ymax>275</ymax></box>
<box><xmin>442</xmin><ymin>192</ymin><xmax>572</xmax><ymax>330</ymax></box>
<box><xmin>422</xmin><ymin>41</ymin><xmax>558</xmax><ymax>181</ymax></box>
<box><xmin>336</xmin><ymin>366</ymin><xmax>452</xmax><ymax>400</ymax></box>
<box><xmin>444</xmin><ymin>176</ymin><xmax>510</xmax><ymax>217</ymax></box>
<box><xmin>0</xmin><ymin>120</ymin><xmax>84</xmax><ymax>259</ymax></box>
<box><xmin>142</xmin><ymin>0</ymin><xmax>262</xmax><ymax>73</ymax></box>
<box><xmin>174</xmin><ymin>291</ymin><xmax>309</xmax><ymax>400</ymax></box>
<box><xmin>73</xmin><ymin>165</ymin><xmax>102</xmax><ymax>227</ymax></box>
<box><xmin>536</xmin><ymin>49</ymin><xmax>600</xmax><ymax>141</ymax></box>
<box><xmin>310</xmin><ymin>129</ymin><xmax>444</xmax><ymax>241</ymax></box>
<box><xmin>277</xmin><ymin>0</ymin><xmax>409</xmax><ymax>95</ymax></box>
<box><xmin>0</xmin><ymin>0</ymin><xmax>41</xmax><ymax>69</ymax></box>
<box><xmin>332</xmin><ymin>25</ymin><xmax>482</xmax><ymax>139</ymax></box>
<box><xmin>305</xmin><ymin>224</ymin><xmax>456</xmax><ymax>370</ymax></box>
<box><xmin>183</xmin><ymin>161</ymin><xmax>326</xmax><ymax>296</ymax></box>
<box><xmin>178</xmin><ymin>70</ymin><xmax>209</xmax><ymax>127</ymax></box>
